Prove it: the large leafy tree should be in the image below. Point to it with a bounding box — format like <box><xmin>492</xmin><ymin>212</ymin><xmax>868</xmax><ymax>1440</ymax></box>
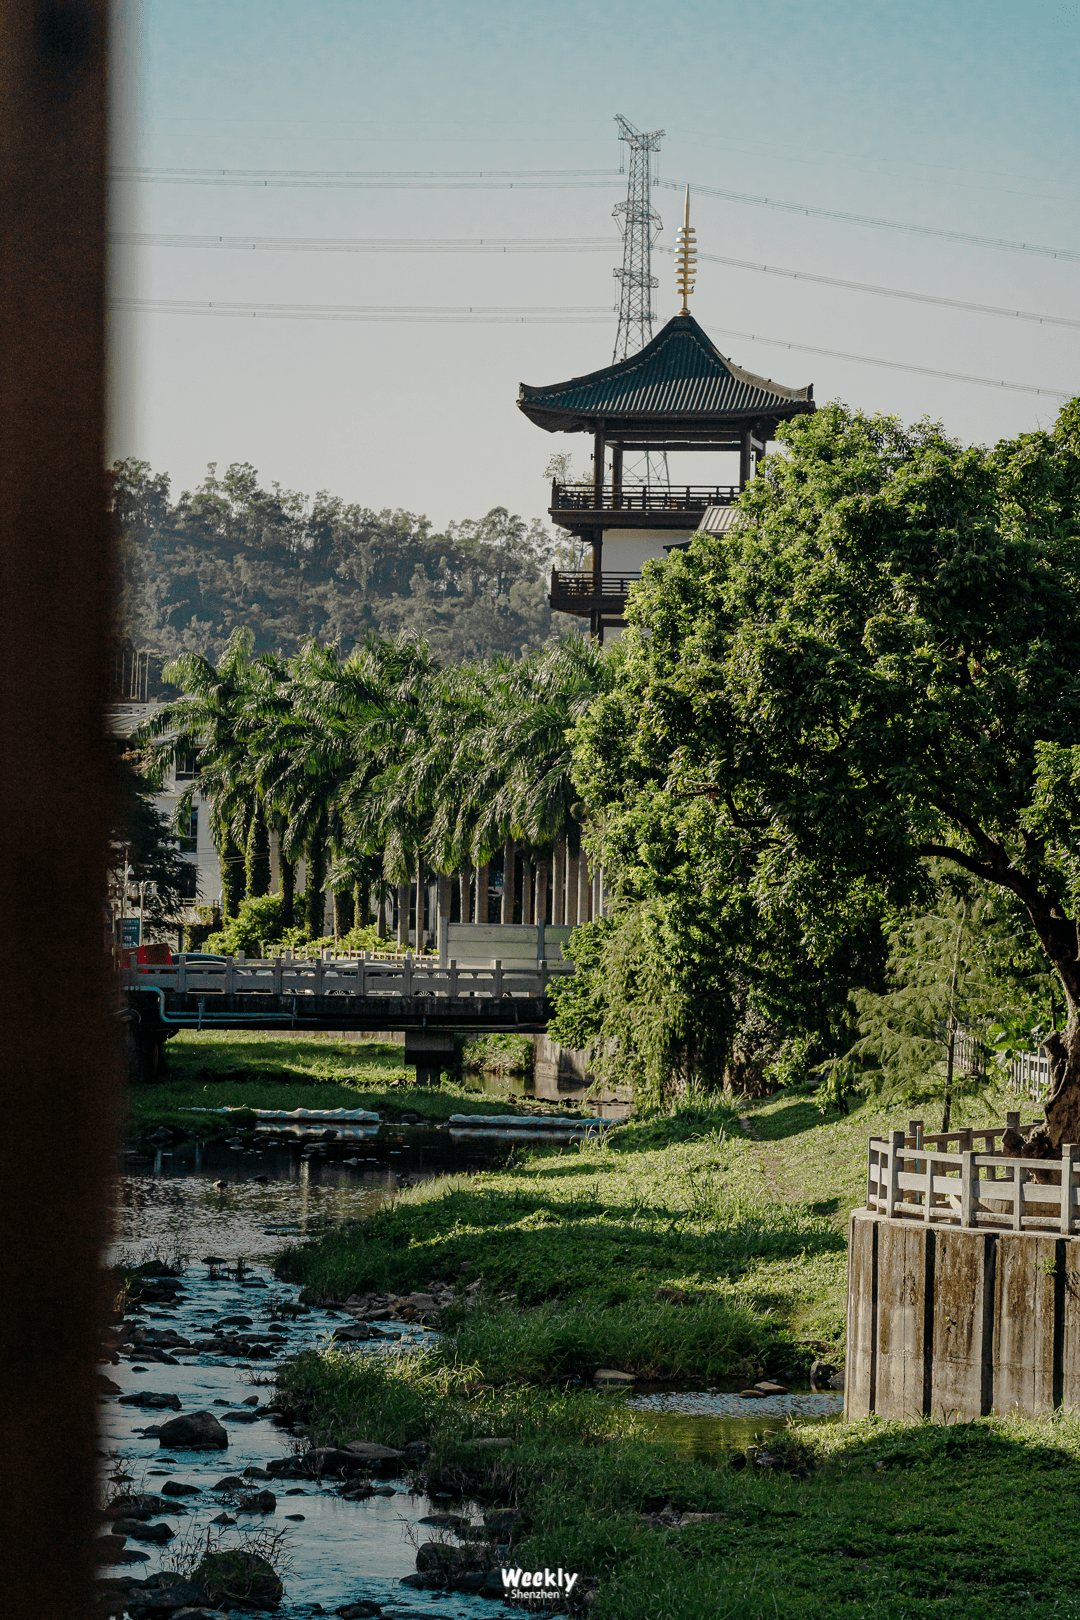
<box><xmin>580</xmin><ymin>398</ymin><xmax>1080</xmax><ymax>1147</ymax></box>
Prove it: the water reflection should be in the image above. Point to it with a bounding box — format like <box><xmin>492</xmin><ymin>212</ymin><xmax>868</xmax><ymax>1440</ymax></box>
<box><xmin>113</xmin><ymin>1139</ymin><xmax>449</xmax><ymax>1261</ymax></box>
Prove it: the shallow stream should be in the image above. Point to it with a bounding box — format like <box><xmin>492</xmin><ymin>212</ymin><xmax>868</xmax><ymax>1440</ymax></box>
<box><xmin>104</xmin><ymin>1138</ymin><xmax>841</xmax><ymax>1615</ymax></box>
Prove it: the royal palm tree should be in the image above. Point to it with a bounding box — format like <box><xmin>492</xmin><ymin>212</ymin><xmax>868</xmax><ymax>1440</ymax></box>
<box><xmin>134</xmin><ymin>628</ymin><xmax>269</xmax><ymax>919</ymax></box>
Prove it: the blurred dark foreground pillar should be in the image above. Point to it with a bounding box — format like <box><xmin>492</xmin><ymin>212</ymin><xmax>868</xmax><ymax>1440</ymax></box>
<box><xmin>0</xmin><ymin>5</ymin><xmax>117</xmax><ymax>1618</ymax></box>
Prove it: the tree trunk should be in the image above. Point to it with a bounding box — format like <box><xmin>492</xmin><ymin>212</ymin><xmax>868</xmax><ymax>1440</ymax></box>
<box><xmin>305</xmin><ymin>816</ymin><xmax>328</xmax><ymax>937</ymax></box>
<box><xmin>279</xmin><ymin>849</ymin><xmax>296</xmax><ymax>929</ymax></box>
<box><xmin>245</xmin><ymin>806</ymin><xmax>271</xmax><ymax>898</ymax></box>
<box><xmin>941</xmin><ymin>1022</ymin><xmax>956</xmax><ymax>1134</ymax></box>
<box><xmin>376</xmin><ymin>893</ymin><xmax>387</xmax><ymax>939</ymax></box>
<box><xmin>535</xmin><ymin>853</ymin><xmax>549</xmax><ymax>924</ymax></box>
<box><xmin>459</xmin><ymin>861</ymin><xmax>472</xmax><ymax>925</ymax></box>
<box><xmin>553</xmin><ymin>834</ymin><xmax>566</xmax><ymax>926</ymax></box>
<box><xmin>334</xmin><ymin>887</ymin><xmax>354</xmax><ymax>939</ymax></box>
<box><xmin>396</xmin><ymin>882</ymin><xmax>409</xmax><ymax>950</ymax></box>
<box><xmin>941</xmin><ymin>905</ymin><xmax>965</xmax><ymax>1133</ymax></box>
<box><xmin>501</xmin><ymin>837</ymin><xmax>516</xmax><ymax>925</ymax></box>
<box><xmin>477</xmin><ymin>862</ymin><xmax>489</xmax><ymax>924</ymax></box>
<box><xmin>1002</xmin><ymin>898</ymin><xmax>1080</xmax><ymax>1155</ymax></box>
<box><xmin>357</xmin><ymin>881</ymin><xmax>370</xmax><ymax>929</ymax></box>
<box><xmin>1031</xmin><ymin>1020</ymin><xmax>1080</xmax><ymax>1154</ymax></box>
<box><xmin>220</xmin><ymin>831</ymin><xmax>244</xmax><ymax>920</ymax></box>
<box><xmin>413</xmin><ymin>853</ymin><xmax>425</xmax><ymax>952</ymax></box>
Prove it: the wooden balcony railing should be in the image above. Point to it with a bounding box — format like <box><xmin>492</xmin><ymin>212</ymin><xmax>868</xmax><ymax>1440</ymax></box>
<box><xmin>551</xmin><ymin>482</ymin><xmax>738</xmax><ymax>512</ymax></box>
<box><xmin>550</xmin><ymin>570</ymin><xmax>641</xmax><ymax>602</ymax></box>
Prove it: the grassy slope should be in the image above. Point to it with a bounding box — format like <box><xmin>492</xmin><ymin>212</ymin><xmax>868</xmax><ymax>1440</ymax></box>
<box><xmin>277</xmin><ymin>1080</ymin><xmax>1020</xmax><ymax>1379</ymax></box>
<box><xmin>278</xmin><ymin>1350</ymin><xmax>1080</xmax><ymax>1620</ymax></box>
<box><xmin>272</xmin><ymin>1077</ymin><xmax>1080</xmax><ymax>1618</ymax></box>
<box><xmin>129</xmin><ymin>1030</ymin><xmax>549</xmax><ymax>1141</ymax></box>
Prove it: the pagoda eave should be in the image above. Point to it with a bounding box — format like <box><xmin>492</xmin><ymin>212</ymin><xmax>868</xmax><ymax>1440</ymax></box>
<box><xmin>517</xmin><ymin>403</ymin><xmax>813</xmax><ymax>439</ymax></box>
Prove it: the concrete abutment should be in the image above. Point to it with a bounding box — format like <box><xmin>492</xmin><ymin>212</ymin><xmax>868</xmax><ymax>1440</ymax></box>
<box><xmin>846</xmin><ymin>1208</ymin><xmax>1080</xmax><ymax>1421</ymax></box>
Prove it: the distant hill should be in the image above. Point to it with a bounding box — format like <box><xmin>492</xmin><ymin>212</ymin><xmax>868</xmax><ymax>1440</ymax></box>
<box><xmin>113</xmin><ymin>458</ymin><xmax>570</xmax><ymax>683</ymax></box>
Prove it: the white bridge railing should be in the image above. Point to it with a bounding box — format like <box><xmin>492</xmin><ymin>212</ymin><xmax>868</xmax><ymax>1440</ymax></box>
<box><xmin>123</xmin><ymin>950</ymin><xmax>569</xmax><ymax>1000</ymax></box>
<box><xmin>866</xmin><ymin>1112</ymin><xmax>1080</xmax><ymax>1233</ymax></box>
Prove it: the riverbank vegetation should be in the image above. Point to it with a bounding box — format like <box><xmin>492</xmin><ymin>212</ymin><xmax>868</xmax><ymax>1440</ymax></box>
<box><xmin>276</xmin><ymin>1348</ymin><xmax>1080</xmax><ymax>1620</ymax></box>
<box><xmin>272</xmin><ymin>1075</ymin><xmax>1071</xmax><ymax>1618</ymax></box>
<box><xmin>123</xmin><ymin>394</ymin><xmax>1080</xmax><ymax>1614</ymax></box>
<box><xmin>126</xmin><ymin>1030</ymin><xmax>551</xmax><ymax>1142</ymax></box>
<box><xmin>277</xmin><ymin>1078</ymin><xmax>1019</xmax><ymax>1381</ymax></box>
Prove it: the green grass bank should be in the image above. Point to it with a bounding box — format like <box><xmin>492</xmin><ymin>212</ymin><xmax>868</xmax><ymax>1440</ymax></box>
<box><xmin>269</xmin><ymin>1075</ymin><xmax>1080</xmax><ymax>1617</ymax></box>
<box><xmin>279</xmin><ymin>1083</ymin><xmax>1019</xmax><ymax>1378</ymax></box>
<box><xmin>277</xmin><ymin>1348</ymin><xmax>1080</xmax><ymax>1619</ymax></box>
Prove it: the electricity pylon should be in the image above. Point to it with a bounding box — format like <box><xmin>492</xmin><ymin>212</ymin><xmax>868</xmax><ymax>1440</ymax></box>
<box><xmin>612</xmin><ymin>115</ymin><xmax>664</xmax><ymax>363</ymax></box>
<box><xmin>611</xmin><ymin>116</ymin><xmax>667</xmax><ymax>489</ymax></box>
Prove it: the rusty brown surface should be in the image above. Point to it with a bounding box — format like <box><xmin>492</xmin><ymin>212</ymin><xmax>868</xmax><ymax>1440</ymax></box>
<box><xmin>0</xmin><ymin>4</ymin><xmax>116</xmax><ymax>1617</ymax></box>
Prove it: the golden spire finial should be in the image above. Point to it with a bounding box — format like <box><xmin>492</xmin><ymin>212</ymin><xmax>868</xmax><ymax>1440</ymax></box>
<box><xmin>675</xmin><ymin>184</ymin><xmax>696</xmax><ymax>314</ymax></box>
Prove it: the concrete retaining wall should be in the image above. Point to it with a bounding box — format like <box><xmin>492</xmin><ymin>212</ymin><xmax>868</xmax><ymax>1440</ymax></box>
<box><xmin>845</xmin><ymin>1208</ymin><xmax>1080</xmax><ymax>1420</ymax></box>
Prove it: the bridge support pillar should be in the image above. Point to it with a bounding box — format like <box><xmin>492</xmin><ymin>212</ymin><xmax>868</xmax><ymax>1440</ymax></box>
<box><xmin>404</xmin><ymin>1029</ymin><xmax>455</xmax><ymax>1087</ymax></box>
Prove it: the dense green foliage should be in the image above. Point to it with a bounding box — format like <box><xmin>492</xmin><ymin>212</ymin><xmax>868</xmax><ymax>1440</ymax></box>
<box><xmin>847</xmin><ymin>875</ymin><xmax>1055</xmax><ymax>1122</ymax></box>
<box><xmin>558</xmin><ymin>396</ymin><xmax>1080</xmax><ymax>1126</ymax></box>
<box><xmin>114</xmin><ymin>458</ymin><xmax>566</xmax><ymax>670</ymax></box>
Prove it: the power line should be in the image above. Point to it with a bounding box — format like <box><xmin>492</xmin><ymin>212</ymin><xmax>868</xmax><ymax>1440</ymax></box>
<box><xmin>656</xmin><ymin>246</ymin><xmax>1080</xmax><ymax>329</ymax></box>
<box><xmin>701</xmin><ymin>316</ymin><xmax>1072</xmax><ymax>399</ymax></box>
<box><xmin>657</xmin><ymin>178</ymin><xmax>1080</xmax><ymax>262</ymax></box>
<box><xmin>110</xmin><ymin>231</ymin><xmax>621</xmax><ymax>255</ymax></box>
<box><xmin>110</xmin><ymin>165</ymin><xmax>622</xmax><ymax>191</ymax></box>
<box><xmin>112</xmin><ymin>229</ymin><xmax>1079</xmax><ymax>329</ymax></box>
<box><xmin>110</xmin><ymin>162</ymin><xmax>1080</xmax><ymax>260</ymax></box>
<box><xmin>109</xmin><ymin>297</ymin><xmax>612</xmax><ymax>323</ymax></box>
<box><xmin>112</xmin><ymin>294</ymin><xmax>1070</xmax><ymax>396</ymax></box>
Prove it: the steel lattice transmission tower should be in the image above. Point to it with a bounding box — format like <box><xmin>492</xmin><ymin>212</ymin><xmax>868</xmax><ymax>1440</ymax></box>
<box><xmin>612</xmin><ymin>115</ymin><xmax>665</xmax><ymax>363</ymax></box>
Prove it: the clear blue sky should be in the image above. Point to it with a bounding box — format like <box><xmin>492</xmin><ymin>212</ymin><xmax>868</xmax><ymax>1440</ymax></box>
<box><xmin>109</xmin><ymin>0</ymin><xmax>1080</xmax><ymax>528</ymax></box>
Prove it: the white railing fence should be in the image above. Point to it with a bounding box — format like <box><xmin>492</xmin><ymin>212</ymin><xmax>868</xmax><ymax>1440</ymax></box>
<box><xmin>1009</xmin><ymin>1048</ymin><xmax>1052</xmax><ymax>1102</ymax></box>
<box><xmin>864</xmin><ymin>1112</ymin><xmax>1080</xmax><ymax>1233</ymax></box>
<box><xmin>123</xmin><ymin>948</ymin><xmax>568</xmax><ymax>1001</ymax></box>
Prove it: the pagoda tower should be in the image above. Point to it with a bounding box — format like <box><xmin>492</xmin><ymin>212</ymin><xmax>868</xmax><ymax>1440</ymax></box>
<box><xmin>518</xmin><ymin>191</ymin><xmax>815</xmax><ymax>639</ymax></box>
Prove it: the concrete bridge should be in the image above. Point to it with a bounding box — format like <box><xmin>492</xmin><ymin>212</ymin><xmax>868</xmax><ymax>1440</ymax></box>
<box><xmin>123</xmin><ymin>925</ymin><xmax>573</xmax><ymax>1084</ymax></box>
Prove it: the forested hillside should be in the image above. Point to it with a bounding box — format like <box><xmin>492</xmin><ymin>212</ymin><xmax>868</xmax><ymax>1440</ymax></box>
<box><xmin>113</xmin><ymin>458</ymin><xmax>568</xmax><ymax>676</ymax></box>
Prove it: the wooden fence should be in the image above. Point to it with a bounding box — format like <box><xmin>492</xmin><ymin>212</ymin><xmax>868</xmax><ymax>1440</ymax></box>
<box><xmin>123</xmin><ymin>949</ymin><xmax>565</xmax><ymax>1000</ymax></box>
<box><xmin>865</xmin><ymin>1111</ymin><xmax>1080</xmax><ymax>1232</ymax></box>
<box><xmin>1010</xmin><ymin>1048</ymin><xmax>1052</xmax><ymax>1102</ymax></box>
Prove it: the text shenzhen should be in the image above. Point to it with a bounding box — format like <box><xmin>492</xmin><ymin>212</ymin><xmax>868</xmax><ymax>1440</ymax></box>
<box><xmin>502</xmin><ymin>1567</ymin><xmax>580</xmax><ymax>1603</ymax></box>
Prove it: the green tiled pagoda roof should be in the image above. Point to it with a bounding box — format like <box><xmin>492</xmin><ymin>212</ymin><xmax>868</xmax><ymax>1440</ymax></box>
<box><xmin>518</xmin><ymin>312</ymin><xmax>813</xmax><ymax>432</ymax></box>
